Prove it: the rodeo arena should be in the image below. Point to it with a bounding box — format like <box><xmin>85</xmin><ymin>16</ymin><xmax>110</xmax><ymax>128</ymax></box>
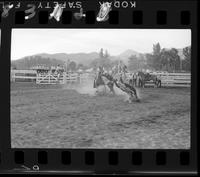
<box><xmin>11</xmin><ymin>63</ymin><xmax>191</xmax><ymax>149</ymax></box>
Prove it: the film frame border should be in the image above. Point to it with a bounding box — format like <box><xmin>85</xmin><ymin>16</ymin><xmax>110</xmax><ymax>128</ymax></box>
<box><xmin>0</xmin><ymin>0</ymin><xmax>198</xmax><ymax>175</ymax></box>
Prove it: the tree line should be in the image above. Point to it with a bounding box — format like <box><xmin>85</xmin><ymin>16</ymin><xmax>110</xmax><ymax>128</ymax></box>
<box><xmin>128</xmin><ymin>43</ymin><xmax>191</xmax><ymax>72</ymax></box>
<box><xmin>67</xmin><ymin>44</ymin><xmax>191</xmax><ymax>72</ymax></box>
<box><xmin>11</xmin><ymin>44</ymin><xmax>191</xmax><ymax>73</ymax></box>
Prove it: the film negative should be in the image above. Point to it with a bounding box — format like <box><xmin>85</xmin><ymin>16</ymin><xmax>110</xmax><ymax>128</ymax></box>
<box><xmin>0</xmin><ymin>0</ymin><xmax>198</xmax><ymax>175</ymax></box>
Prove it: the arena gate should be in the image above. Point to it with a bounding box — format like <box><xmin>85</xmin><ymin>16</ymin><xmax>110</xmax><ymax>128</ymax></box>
<box><xmin>10</xmin><ymin>70</ymin><xmax>95</xmax><ymax>84</ymax></box>
<box><xmin>36</xmin><ymin>72</ymin><xmax>94</xmax><ymax>84</ymax></box>
<box><xmin>36</xmin><ymin>72</ymin><xmax>65</xmax><ymax>84</ymax></box>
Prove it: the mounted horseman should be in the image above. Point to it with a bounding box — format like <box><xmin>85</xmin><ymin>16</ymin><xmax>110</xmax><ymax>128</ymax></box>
<box><xmin>137</xmin><ymin>71</ymin><xmax>161</xmax><ymax>88</ymax></box>
<box><xmin>102</xmin><ymin>72</ymin><xmax>140</xmax><ymax>103</ymax></box>
<box><xmin>93</xmin><ymin>66</ymin><xmax>115</xmax><ymax>95</ymax></box>
<box><xmin>104</xmin><ymin>62</ymin><xmax>140</xmax><ymax>102</ymax></box>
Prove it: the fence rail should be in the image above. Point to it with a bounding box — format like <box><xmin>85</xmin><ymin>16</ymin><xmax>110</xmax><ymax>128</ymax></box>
<box><xmin>11</xmin><ymin>70</ymin><xmax>37</xmax><ymax>82</ymax></box>
<box><xmin>11</xmin><ymin>70</ymin><xmax>191</xmax><ymax>87</ymax></box>
<box><xmin>156</xmin><ymin>73</ymin><xmax>191</xmax><ymax>87</ymax></box>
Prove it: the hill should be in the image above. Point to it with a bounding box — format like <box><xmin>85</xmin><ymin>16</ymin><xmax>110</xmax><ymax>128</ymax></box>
<box><xmin>11</xmin><ymin>47</ymin><xmax>188</xmax><ymax>70</ymax></box>
<box><xmin>11</xmin><ymin>52</ymin><xmax>99</xmax><ymax>69</ymax></box>
<box><xmin>11</xmin><ymin>56</ymin><xmax>65</xmax><ymax>70</ymax></box>
<box><xmin>31</xmin><ymin>52</ymin><xmax>99</xmax><ymax>65</ymax></box>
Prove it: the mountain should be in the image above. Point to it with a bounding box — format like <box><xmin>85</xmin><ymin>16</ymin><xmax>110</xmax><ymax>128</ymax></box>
<box><xmin>118</xmin><ymin>49</ymin><xmax>141</xmax><ymax>61</ymax></box>
<box><xmin>11</xmin><ymin>52</ymin><xmax>100</xmax><ymax>69</ymax></box>
<box><xmin>118</xmin><ymin>49</ymin><xmax>140</xmax><ymax>58</ymax></box>
<box><xmin>11</xmin><ymin>47</ymin><xmax>188</xmax><ymax>70</ymax></box>
<box><xmin>33</xmin><ymin>52</ymin><xmax>99</xmax><ymax>65</ymax></box>
<box><xmin>11</xmin><ymin>56</ymin><xmax>65</xmax><ymax>70</ymax></box>
<box><xmin>10</xmin><ymin>50</ymin><xmax>146</xmax><ymax>70</ymax></box>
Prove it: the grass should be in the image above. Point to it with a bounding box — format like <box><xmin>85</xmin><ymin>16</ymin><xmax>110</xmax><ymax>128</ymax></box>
<box><xmin>11</xmin><ymin>82</ymin><xmax>190</xmax><ymax>149</ymax></box>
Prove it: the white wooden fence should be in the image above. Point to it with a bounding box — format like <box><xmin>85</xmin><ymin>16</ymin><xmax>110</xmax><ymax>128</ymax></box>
<box><xmin>156</xmin><ymin>73</ymin><xmax>191</xmax><ymax>87</ymax></box>
<box><xmin>11</xmin><ymin>70</ymin><xmax>37</xmax><ymax>82</ymax></box>
<box><xmin>36</xmin><ymin>73</ymin><xmax>65</xmax><ymax>84</ymax></box>
<box><xmin>11</xmin><ymin>70</ymin><xmax>191</xmax><ymax>87</ymax></box>
<box><xmin>11</xmin><ymin>70</ymin><xmax>95</xmax><ymax>84</ymax></box>
<box><xmin>124</xmin><ymin>72</ymin><xmax>191</xmax><ymax>87</ymax></box>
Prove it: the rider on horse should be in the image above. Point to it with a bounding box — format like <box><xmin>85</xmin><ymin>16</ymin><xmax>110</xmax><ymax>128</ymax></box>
<box><xmin>93</xmin><ymin>66</ymin><xmax>115</xmax><ymax>95</ymax></box>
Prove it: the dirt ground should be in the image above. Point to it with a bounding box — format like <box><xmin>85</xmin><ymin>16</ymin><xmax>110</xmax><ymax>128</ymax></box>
<box><xmin>11</xmin><ymin>82</ymin><xmax>190</xmax><ymax>149</ymax></box>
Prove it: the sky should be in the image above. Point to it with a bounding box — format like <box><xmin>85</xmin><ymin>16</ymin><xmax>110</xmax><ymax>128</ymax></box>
<box><xmin>11</xmin><ymin>29</ymin><xmax>191</xmax><ymax>60</ymax></box>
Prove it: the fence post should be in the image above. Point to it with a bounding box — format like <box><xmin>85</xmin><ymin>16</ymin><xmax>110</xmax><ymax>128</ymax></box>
<box><xmin>48</xmin><ymin>73</ymin><xmax>50</xmax><ymax>84</ymax></box>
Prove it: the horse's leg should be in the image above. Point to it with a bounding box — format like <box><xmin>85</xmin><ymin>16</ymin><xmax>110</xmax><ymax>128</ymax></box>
<box><xmin>141</xmin><ymin>80</ymin><xmax>144</xmax><ymax>88</ymax></box>
<box><xmin>157</xmin><ymin>80</ymin><xmax>161</xmax><ymax>88</ymax></box>
<box><xmin>132</xmin><ymin>87</ymin><xmax>140</xmax><ymax>102</ymax></box>
<box><xmin>155</xmin><ymin>78</ymin><xmax>159</xmax><ymax>88</ymax></box>
<box><xmin>103</xmin><ymin>84</ymin><xmax>106</xmax><ymax>94</ymax></box>
<box><xmin>110</xmin><ymin>84</ymin><xmax>115</xmax><ymax>95</ymax></box>
<box><xmin>157</xmin><ymin>80</ymin><xmax>160</xmax><ymax>88</ymax></box>
<box><xmin>107</xmin><ymin>84</ymin><xmax>111</xmax><ymax>94</ymax></box>
<box><xmin>128</xmin><ymin>95</ymin><xmax>132</xmax><ymax>103</ymax></box>
<box><xmin>107</xmin><ymin>82</ymin><xmax>112</xmax><ymax>94</ymax></box>
<box><xmin>131</xmin><ymin>93</ymin><xmax>134</xmax><ymax>103</ymax></box>
<box><xmin>129</xmin><ymin>93</ymin><xmax>136</xmax><ymax>103</ymax></box>
<box><xmin>154</xmin><ymin>80</ymin><xmax>156</xmax><ymax>88</ymax></box>
<box><xmin>95</xmin><ymin>87</ymin><xmax>99</xmax><ymax>95</ymax></box>
<box><xmin>135</xmin><ymin>92</ymin><xmax>140</xmax><ymax>102</ymax></box>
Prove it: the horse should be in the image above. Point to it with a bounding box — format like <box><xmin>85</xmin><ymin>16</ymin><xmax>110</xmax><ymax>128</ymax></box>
<box><xmin>93</xmin><ymin>69</ymin><xmax>115</xmax><ymax>95</ymax></box>
<box><xmin>137</xmin><ymin>71</ymin><xmax>161</xmax><ymax>88</ymax></box>
<box><xmin>102</xmin><ymin>72</ymin><xmax>140</xmax><ymax>103</ymax></box>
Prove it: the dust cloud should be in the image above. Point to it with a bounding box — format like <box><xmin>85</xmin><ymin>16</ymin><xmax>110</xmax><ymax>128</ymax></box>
<box><xmin>62</xmin><ymin>79</ymin><xmax>96</xmax><ymax>96</ymax></box>
<box><xmin>61</xmin><ymin>78</ymin><xmax>141</xmax><ymax>102</ymax></box>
